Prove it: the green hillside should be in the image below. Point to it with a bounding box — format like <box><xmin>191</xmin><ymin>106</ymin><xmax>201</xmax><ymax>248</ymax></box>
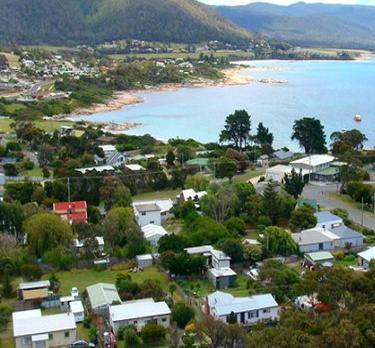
<box><xmin>0</xmin><ymin>0</ymin><xmax>252</xmax><ymax>45</ymax></box>
<box><xmin>216</xmin><ymin>2</ymin><xmax>375</xmax><ymax>49</ymax></box>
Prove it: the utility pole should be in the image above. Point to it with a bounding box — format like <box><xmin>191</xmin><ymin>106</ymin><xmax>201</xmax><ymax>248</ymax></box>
<box><xmin>67</xmin><ymin>177</ymin><xmax>71</xmax><ymax>203</ymax></box>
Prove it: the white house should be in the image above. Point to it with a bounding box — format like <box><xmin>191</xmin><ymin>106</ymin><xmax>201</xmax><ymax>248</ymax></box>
<box><xmin>125</xmin><ymin>164</ymin><xmax>145</xmax><ymax>172</ymax></box>
<box><xmin>265</xmin><ymin>165</ymin><xmax>293</xmax><ymax>183</ymax></box>
<box><xmin>141</xmin><ymin>224</ymin><xmax>168</xmax><ymax>246</ymax></box>
<box><xmin>133</xmin><ymin>199</ymin><xmax>173</xmax><ymax>227</ymax></box>
<box><xmin>291</xmin><ymin>155</ymin><xmax>335</xmax><ymax>174</ymax></box>
<box><xmin>292</xmin><ymin>228</ymin><xmax>338</xmax><ymax>253</ymax></box>
<box><xmin>69</xmin><ymin>301</ymin><xmax>84</xmax><ymax>323</ymax></box>
<box><xmin>136</xmin><ymin>253</ymin><xmax>157</xmax><ymax>269</ymax></box>
<box><xmin>206</xmin><ymin>291</ymin><xmax>279</xmax><ymax>326</ymax></box>
<box><xmin>315</xmin><ymin>211</ymin><xmax>343</xmax><ymax>229</ymax></box>
<box><xmin>358</xmin><ymin>246</ymin><xmax>375</xmax><ymax>269</ymax></box>
<box><xmin>98</xmin><ymin>145</ymin><xmax>126</xmax><ymax>167</ymax></box>
<box><xmin>184</xmin><ymin>245</ymin><xmax>237</xmax><ymax>289</ymax></box>
<box><xmin>76</xmin><ymin>165</ymin><xmax>114</xmax><ymax>175</ymax></box>
<box><xmin>13</xmin><ymin>310</ymin><xmax>76</xmax><ymax>348</ymax></box>
<box><xmin>177</xmin><ymin>189</ymin><xmax>207</xmax><ymax>205</ymax></box>
<box><xmin>109</xmin><ymin>299</ymin><xmax>171</xmax><ymax>334</ymax></box>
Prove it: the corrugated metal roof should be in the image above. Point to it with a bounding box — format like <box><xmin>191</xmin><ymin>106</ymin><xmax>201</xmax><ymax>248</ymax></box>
<box><xmin>110</xmin><ymin>300</ymin><xmax>171</xmax><ymax>322</ymax></box>
<box><xmin>86</xmin><ymin>283</ymin><xmax>121</xmax><ymax>309</ymax></box>
<box><xmin>358</xmin><ymin>246</ymin><xmax>375</xmax><ymax>262</ymax></box>
<box><xmin>19</xmin><ymin>280</ymin><xmax>50</xmax><ymax>290</ymax></box>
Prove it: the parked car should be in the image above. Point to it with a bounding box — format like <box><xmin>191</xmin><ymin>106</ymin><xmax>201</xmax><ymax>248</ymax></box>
<box><xmin>70</xmin><ymin>340</ymin><xmax>95</xmax><ymax>348</ymax></box>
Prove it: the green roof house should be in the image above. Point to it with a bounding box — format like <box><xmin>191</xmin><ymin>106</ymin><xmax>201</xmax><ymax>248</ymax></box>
<box><xmin>86</xmin><ymin>283</ymin><xmax>121</xmax><ymax>317</ymax></box>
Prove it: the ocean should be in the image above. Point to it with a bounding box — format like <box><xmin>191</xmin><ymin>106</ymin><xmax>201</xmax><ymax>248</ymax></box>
<box><xmin>74</xmin><ymin>59</ymin><xmax>375</xmax><ymax>150</ymax></box>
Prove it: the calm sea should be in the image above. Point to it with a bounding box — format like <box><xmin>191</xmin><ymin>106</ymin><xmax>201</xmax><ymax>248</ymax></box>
<box><xmin>74</xmin><ymin>59</ymin><xmax>375</xmax><ymax>150</ymax></box>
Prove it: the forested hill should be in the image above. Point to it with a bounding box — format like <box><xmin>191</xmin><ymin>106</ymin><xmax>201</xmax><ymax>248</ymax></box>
<box><xmin>0</xmin><ymin>0</ymin><xmax>252</xmax><ymax>45</ymax></box>
<box><xmin>215</xmin><ymin>2</ymin><xmax>375</xmax><ymax>49</ymax></box>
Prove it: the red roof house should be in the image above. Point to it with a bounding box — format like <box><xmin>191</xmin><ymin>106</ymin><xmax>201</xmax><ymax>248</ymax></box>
<box><xmin>53</xmin><ymin>201</ymin><xmax>88</xmax><ymax>224</ymax></box>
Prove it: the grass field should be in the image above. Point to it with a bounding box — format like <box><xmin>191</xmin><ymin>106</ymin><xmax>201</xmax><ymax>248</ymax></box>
<box><xmin>21</xmin><ymin>167</ymin><xmax>44</xmax><ymax>177</ymax></box>
<box><xmin>133</xmin><ymin>189</ymin><xmax>179</xmax><ymax>201</ymax></box>
<box><xmin>232</xmin><ymin>169</ymin><xmax>265</xmax><ymax>183</ymax></box>
<box><xmin>0</xmin><ymin>117</ymin><xmax>74</xmax><ymax>133</ymax></box>
<box><xmin>43</xmin><ymin>266</ymin><xmax>170</xmax><ymax>294</ymax></box>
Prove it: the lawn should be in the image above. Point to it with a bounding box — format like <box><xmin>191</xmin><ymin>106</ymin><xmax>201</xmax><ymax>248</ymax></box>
<box><xmin>177</xmin><ymin>279</ymin><xmax>215</xmax><ymax>299</ymax></box>
<box><xmin>232</xmin><ymin>169</ymin><xmax>265</xmax><ymax>183</ymax></box>
<box><xmin>21</xmin><ymin>167</ymin><xmax>45</xmax><ymax>177</ymax></box>
<box><xmin>43</xmin><ymin>266</ymin><xmax>170</xmax><ymax>295</ymax></box>
<box><xmin>224</xmin><ymin>275</ymin><xmax>251</xmax><ymax>297</ymax></box>
<box><xmin>133</xmin><ymin>189</ymin><xmax>179</xmax><ymax>201</ymax></box>
<box><xmin>0</xmin><ymin>117</ymin><xmax>74</xmax><ymax>133</ymax></box>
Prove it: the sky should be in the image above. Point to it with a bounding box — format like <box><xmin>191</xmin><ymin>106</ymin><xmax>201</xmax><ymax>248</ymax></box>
<box><xmin>199</xmin><ymin>0</ymin><xmax>373</xmax><ymax>6</ymax></box>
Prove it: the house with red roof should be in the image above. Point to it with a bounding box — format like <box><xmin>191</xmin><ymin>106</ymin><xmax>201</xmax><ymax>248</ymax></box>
<box><xmin>53</xmin><ymin>201</ymin><xmax>88</xmax><ymax>224</ymax></box>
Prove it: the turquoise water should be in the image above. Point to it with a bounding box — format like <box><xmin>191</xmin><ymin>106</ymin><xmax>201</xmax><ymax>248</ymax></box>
<box><xmin>74</xmin><ymin>59</ymin><xmax>375</xmax><ymax>150</ymax></box>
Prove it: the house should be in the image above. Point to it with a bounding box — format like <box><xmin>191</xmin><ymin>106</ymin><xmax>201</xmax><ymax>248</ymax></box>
<box><xmin>206</xmin><ymin>291</ymin><xmax>279</xmax><ymax>326</ymax></box>
<box><xmin>292</xmin><ymin>225</ymin><xmax>364</xmax><ymax>253</ymax></box>
<box><xmin>76</xmin><ymin>165</ymin><xmax>115</xmax><ymax>175</ymax></box>
<box><xmin>257</xmin><ymin>154</ymin><xmax>269</xmax><ymax>167</ymax></box>
<box><xmin>13</xmin><ymin>310</ymin><xmax>76</xmax><ymax>348</ymax></box>
<box><xmin>291</xmin><ymin>155</ymin><xmax>335</xmax><ymax>174</ymax></box>
<box><xmin>177</xmin><ymin>189</ymin><xmax>207</xmax><ymax>207</ymax></box>
<box><xmin>292</xmin><ymin>228</ymin><xmax>337</xmax><ymax>253</ymax></box>
<box><xmin>60</xmin><ymin>295</ymin><xmax>74</xmax><ymax>311</ymax></box>
<box><xmin>125</xmin><ymin>164</ymin><xmax>145</xmax><ymax>172</ymax></box>
<box><xmin>133</xmin><ymin>199</ymin><xmax>173</xmax><ymax>227</ymax></box>
<box><xmin>133</xmin><ymin>203</ymin><xmax>161</xmax><ymax>227</ymax></box>
<box><xmin>109</xmin><ymin>299</ymin><xmax>171</xmax><ymax>334</ymax></box>
<box><xmin>272</xmin><ymin>149</ymin><xmax>294</xmax><ymax>161</ymax></box>
<box><xmin>98</xmin><ymin>145</ymin><xmax>126</xmax><ymax>167</ymax></box>
<box><xmin>141</xmin><ymin>224</ymin><xmax>168</xmax><ymax>246</ymax></box>
<box><xmin>18</xmin><ymin>280</ymin><xmax>50</xmax><ymax>301</ymax></box>
<box><xmin>53</xmin><ymin>201</ymin><xmax>88</xmax><ymax>224</ymax></box>
<box><xmin>304</xmin><ymin>251</ymin><xmax>335</xmax><ymax>266</ymax></box>
<box><xmin>69</xmin><ymin>301</ymin><xmax>84</xmax><ymax>323</ymax></box>
<box><xmin>86</xmin><ymin>283</ymin><xmax>121</xmax><ymax>317</ymax></box>
<box><xmin>315</xmin><ymin>211</ymin><xmax>343</xmax><ymax>229</ymax></box>
<box><xmin>185</xmin><ymin>158</ymin><xmax>210</xmax><ymax>171</ymax></box>
<box><xmin>358</xmin><ymin>246</ymin><xmax>375</xmax><ymax>269</ymax></box>
<box><xmin>184</xmin><ymin>245</ymin><xmax>237</xmax><ymax>289</ymax></box>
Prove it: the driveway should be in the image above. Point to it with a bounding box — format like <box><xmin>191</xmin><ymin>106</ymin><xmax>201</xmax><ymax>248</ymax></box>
<box><xmin>302</xmin><ymin>183</ymin><xmax>375</xmax><ymax>230</ymax></box>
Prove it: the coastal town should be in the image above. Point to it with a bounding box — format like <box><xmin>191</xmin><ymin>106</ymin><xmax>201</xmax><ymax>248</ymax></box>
<box><xmin>1</xmin><ymin>1</ymin><xmax>375</xmax><ymax>348</ymax></box>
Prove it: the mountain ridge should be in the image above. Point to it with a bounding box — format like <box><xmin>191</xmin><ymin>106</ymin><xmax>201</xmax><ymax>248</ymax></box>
<box><xmin>0</xmin><ymin>0</ymin><xmax>252</xmax><ymax>46</ymax></box>
<box><xmin>215</xmin><ymin>2</ymin><xmax>375</xmax><ymax>49</ymax></box>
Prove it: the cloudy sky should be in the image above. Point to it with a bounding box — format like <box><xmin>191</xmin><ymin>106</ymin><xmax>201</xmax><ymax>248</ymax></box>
<box><xmin>199</xmin><ymin>0</ymin><xmax>373</xmax><ymax>5</ymax></box>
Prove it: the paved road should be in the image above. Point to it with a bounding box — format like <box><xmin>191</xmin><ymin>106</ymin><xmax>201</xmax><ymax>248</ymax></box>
<box><xmin>302</xmin><ymin>183</ymin><xmax>375</xmax><ymax>230</ymax></box>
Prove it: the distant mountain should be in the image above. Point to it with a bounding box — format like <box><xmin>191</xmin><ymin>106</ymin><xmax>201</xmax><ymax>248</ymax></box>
<box><xmin>0</xmin><ymin>0</ymin><xmax>252</xmax><ymax>46</ymax></box>
<box><xmin>215</xmin><ymin>2</ymin><xmax>375</xmax><ymax>49</ymax></box>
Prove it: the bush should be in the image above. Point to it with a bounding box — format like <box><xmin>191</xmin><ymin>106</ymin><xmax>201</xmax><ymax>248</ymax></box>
<box><xmin>343</xmin><ymin>254</ymin><xmax>356</xmax><ymax>262</ymax></box>
<box><xmin>20</xmin><ymin>264</ymin><xmax>43</xmax><ymax>281</ymax></box>
<box><xmin>332</xmin><ymin>251</ymin><xmax>345</xmax><ymax>260</ymax></box>
<box><xmin>124</xmin><ymin>328</ymin><xmax>141</xmax><ymax>347</ymax></box>
<box><xmin>171</xmin><ymin>302</ymin><xmax>195</xmax><ymax>329</ymax></box>
<box><xmin>43</xmin><ymin>247</ymin><xmax>75</xmax><ymax>270</ymax></box>
<box><xmin>141</xmin><ymin>323</ymin><xmax>166</xmax><ymax>343</ymax></box>
<box><xmin>0</xmin><ymin>305</ymin><xmax>11</xmax><ymax>330</ymax></box>
<box><xmin>88</xmin><ymin>327</ymin><xmax>98</xmax><ymax>344</ymax></box>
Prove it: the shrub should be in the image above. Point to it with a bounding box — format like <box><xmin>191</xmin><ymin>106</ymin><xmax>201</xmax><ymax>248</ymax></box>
<box><xmin>88</xmin><ymin>327</ymin><xmax>98</xmax><ymax>344</ymax></box>
<box><xmin>333</xmin><ymin>251</ymin><xmax>345</xmax><ymax>260</ymax></box>
<box><xmin>343</xmin><ymin>254</ymin><xmax>356</xmax><ymax>262</ymax></box>
<box><xmin>171</xmin><ymin>302</ymin><xmax>195</xmax><ymax>329</ymax></box>
<box><xmin>124</xmin><ymin>328</ymin><xmax>141</xmax><ymax>347</ymax></box>
<box><xmin>141</xmin><ymin>323</ymin><xmax>166</xmax><ymax>343</ymax></box>
<box><xmin>43</xmin><ymin>247</ymin><xmax>75</xmax><ymax>270</ymax></box>
<box><xmin>0</xmin><ymin>305</ymin><xmax>11</xmax><ymax>330</ymax></box>
<box><xmin>20</xmin><ymin>264</ymin><xmax>43</xmax><ymax>281</ymax></box>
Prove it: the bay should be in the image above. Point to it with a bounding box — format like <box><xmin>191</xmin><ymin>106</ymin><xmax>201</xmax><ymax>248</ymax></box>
<box><xmin>74</xmin><ymin>59</ymin><xmax>375</xmax><ymax>150</ymax></box>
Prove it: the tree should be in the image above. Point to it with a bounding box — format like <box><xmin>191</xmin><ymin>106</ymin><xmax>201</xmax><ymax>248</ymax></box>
<box><xmin>218</xmin><ymin>239</ymin><xmax>244</xmax><ymax>263</ymax></box>
<box><xmin>224</xmin><ymin>217</ymin><xmax>246</xmax><ymax>236</ymax></box>
<box><xmin>176</xmin><ymin>145</ymin><xmax>193</xmax><ymax>163</ymax></box>
<box><xmin>289</xmin><ymin>207</ymin><xmax>317</xmax><ymax>232</ymax></box>
<box><xmin>201</xmin><ymin>185</ymin><xmax>239</xmax><ymax>223</ymax></box>
<box><xmin>220</xmin><ymin>110</ymin><xmax>251</xmax><ymax>150</ymax></box>
<box><xmin>214</xmin><ymin>157</ymin><xmax>237</xmax><ymax>181</ymax></box>
<box><xmin>330</xmin><ymin>129</ymin><xmax>367</xmax><ymax>155</ymax></box>
<box><xmin>169</xmin><ymin>283</ymin><xmax>177</xmax><ymax>298</ymax></box>
<box><xmin>291</xmin><ymin>117</ymin><xmax>327</xmax><ymax>154</ymax></box>
<box><xmin>158</xmin><ymin>234</ymin><xmax>186</xmax><ymax>253</ymax></box>
<box><xmin>283</xmin><ymin>168</ymin><xmax>305</xmax><ymax>199</ymax></box>
<box><xmin>185</xmin><ymin>173</ymin><xmax>209</xmax><ymax>192</ymax></box>
<box><xmin>262</xmin><ymin>181</ymin><xmax>280</xmax><ymax>224</ymax></box>
<box><xmin>24</xmin><ymin>213</ymin><xmax>73</xmax><ymax>256</ymax></box>
<box><xmin>124</xmin><ymin>328</ymin><xmax>141</xmax><ymax>347</ymax></box>
<box><xmin>172</xmin><ymin>302</ymin><xmax>195</xmax><ymax>329</ymax></box>
<box><xmin>166</xmin><ymin>149</ymin><xmax>175</xmax><ymax>166</ymax></box>
<box><xmin>263</xmin><ymin>226</ymin><xmax>298</xmax><ymax>256</ymax></box>
<box><xmin>100</xmin><ymin>177</ymin><xmax>132</xmax><ymax>210</ymax></box>
<box><xmin>20</xmin><ymin>264</ymin><xmax>43</xmax><ymax>281</ymax></box>
<box><xmin>234</xmin><ymin>182</ymin><xmax>255</xmax><ymax>212</ymax></box>
<box><xmin>227</xmin><ymin>312</ymin><xmax>237</xmax><ymax>324</ymax></box>
<box><xmin>255</xmin><ymin>122</ymin><xmax>274</xmax><ymax>146</ymax></box>
<box><xmin>226</xmin><ymin>148</ymin><xmax>248</xmax><ymax>172</ymax></box>
<box><xmin>141</xmin><ymin>323</ymin><xmax>166</xmax><ymax>344</ymax></box>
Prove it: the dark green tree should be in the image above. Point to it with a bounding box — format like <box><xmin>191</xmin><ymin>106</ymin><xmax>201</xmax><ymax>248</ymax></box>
<box><xmin>220</xmin><ymin>110</ymin><xmax>251</xmax><ymax>150</ymax></box>
<box><xmin>283</xmin><ymin>168</ymin><xmax>306</xmax><ymax>199</ymax></box>
<box><xmin>166</xmin><ymin>149</ymin><xmax>176</xmax><ymax>166</ymax></box>
<box><xmin>214</xmin><ymin>157</ymin><xmax>237</xmax><ymax>182</ymax></box>
<box><xmin>172</xmin><ymin>302</ymin><xmax>195</xmax><ymax>329</ymax></box>
<box><xmin>289</xmin><ymin>207</ymin><xmax>318</xmax><ymax>232</ymax></box>
<box><xmin>291</xmin><ymin>117</ymin><xmax>327</xmax><ymax>154</ymax></box>
<box><xmin>255</xmin><ymin>122</ymin><xmax>274</xmax><ymax>146</ymax></box>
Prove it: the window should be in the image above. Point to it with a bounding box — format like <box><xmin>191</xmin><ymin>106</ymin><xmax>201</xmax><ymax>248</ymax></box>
<box><xmin>162</xmin><ymin>318</ymin><xmax>167</xmax><ymax>322</ymax></box>
<box><xmin>64</xmin><ymin>331</ymin><xmax>70</xmax><ymax>338</ymax></box>
<box><xmin>35</xmin><ymin>342</ymin><xmax>46</xmax><ymax>348</ymax></box>
<box><xmin>263</xmin><ymin>308</ymin><xmax>271</xmax><ymax>314</ymax></box>
<box><xmin>134</xmin><ymin>321</ymin><xmax>138</xmax><ymax>324</ymax></box>
<box><xmin>150</xmin><ymin>221</ymin><xmax>154</xmax><ymax>224</ymax></box>
<box><xmin>48</xmin><ymin>333</ymin><xmax>53</xmax><ymax>340</ymax></box>
<box><xmin>141</xmin><ymin>212</ymin><xmax>146</xmax><ymax>216</ymax></box>
<box><xmin>21</xmin><ymin>336</ymin><xmax>32</xmax><ymax>345</ymax></box>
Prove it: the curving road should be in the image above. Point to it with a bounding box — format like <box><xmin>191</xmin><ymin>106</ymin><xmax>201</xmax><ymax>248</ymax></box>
<box><xmin>302</xmin><ymin>183</ymin><xmax>375</xmax><ymax>230</ymax></box>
